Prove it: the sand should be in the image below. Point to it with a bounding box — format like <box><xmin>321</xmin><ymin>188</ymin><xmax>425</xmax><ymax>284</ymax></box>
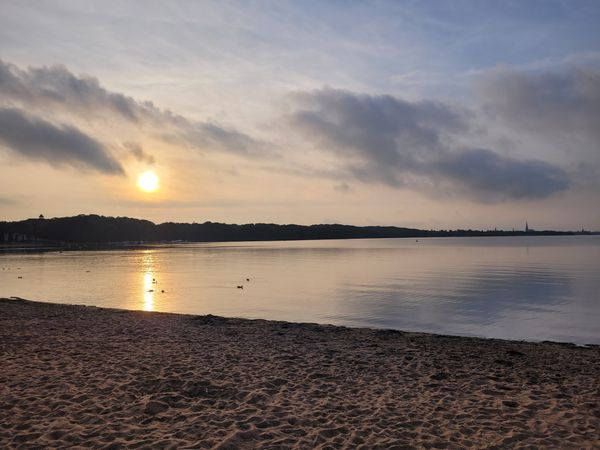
<box><xmin>1</xmin><ymin>298</ymin><xmax>599</xmax><ymax>449</ymax></box>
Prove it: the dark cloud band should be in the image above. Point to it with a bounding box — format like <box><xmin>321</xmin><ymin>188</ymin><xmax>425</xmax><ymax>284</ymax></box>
<box><xmin>0</xmin><ymin>107</ymin><xmax>124</xmax><ymax>174</ymax></box>
<box><xmin>434</xmin><ymin>148</ymin><xmax>570</xmax><ymax>200</ymax></box>
<box><xmin>289</xmin><ymin>87</ymin><xmax>571</xmax><ymax>201</ymax></box>
<box><xmin>0</xmin><ymin>59</ymin><xmax>262</xmax><ymax>157</ymax></box>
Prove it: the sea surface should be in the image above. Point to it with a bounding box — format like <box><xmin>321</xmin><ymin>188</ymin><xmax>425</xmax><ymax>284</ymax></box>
<box><xmin>1</xmin><ymin>236</ymin><xmax>599</xmax><ymax>344</ymax></box>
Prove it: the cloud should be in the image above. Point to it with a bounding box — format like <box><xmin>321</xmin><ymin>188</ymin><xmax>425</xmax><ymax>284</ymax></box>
<box><xmin>0</xmin><ymin>196</ymin><xmax>17</xmax><ymax>205</ymax></box>
<box><xmin>167</xmin><ymin>122</ymin><xmax>264</xmax><ymax>157</ymax></box>
<box><xmin>124</xmin><ymin>142</ymin><xmax>155</xmax><ymax>165</ymax></box>
<box><xmin>0</xmin><ymin>107</ymin><xmax>124</xmax><ymax>174</ymax></box>
<box><xmin>0</xmin><ymin>59</ymin><xmax>140</xmax><ymax>121</ymax></box>
<box><xmin>289</xmin><ymin>87</ymin><xmax>570</xmax><ymax>200</ymax></box>
<box><xmin>434</xmin><ymin>148</ymin><xmax>570</xmax><ymax>200</ymax></box>
<box><xmin>0</xmin><ymin>59</ymin><xmax>263</xmax><ymax>157</ymax></box>
<box><xmin>289</xmin><ymin>87</ymin><xmax>468</xmax><ymax>187</ymax></box>
<box><xmin>477</xmin><ymin>67</ymin><xmax>600</xmax><ymax>146</ymax></box>
<box><xmin>291</xmin><ymin>87</ymin><xmax>468</xmax><ymax>164</ymax></box>
<box><xmin>334</xmin><ymin>182</ymin><xmax>352</xmax><ymax>193</ymax></box>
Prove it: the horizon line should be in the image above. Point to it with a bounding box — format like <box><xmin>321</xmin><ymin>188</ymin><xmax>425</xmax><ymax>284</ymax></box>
<box><xmin>2</xmin><ymin>213</ymin><xmax>598</xmax><ymax>234</ymax></box>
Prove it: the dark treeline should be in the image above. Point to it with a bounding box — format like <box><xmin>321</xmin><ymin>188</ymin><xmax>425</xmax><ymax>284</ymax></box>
<box><xmin>0</xmin><ymin>214</ymin><xmax>594</xmax><ymax>246</ymax></box>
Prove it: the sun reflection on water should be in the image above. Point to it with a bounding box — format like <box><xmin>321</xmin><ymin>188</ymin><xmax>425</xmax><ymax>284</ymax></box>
<box><xmin>143</xmin><ymin>272</ymin><xmax>154</xmax><ymax>311</ymax></box>
<box><xmin>141</xmin><ymin>251</ymin><xmax>156</xmax><ymax>312</ymax></box>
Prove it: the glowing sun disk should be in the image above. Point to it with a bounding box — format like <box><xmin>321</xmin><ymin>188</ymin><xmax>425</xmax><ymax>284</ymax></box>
<box><xmin>138</xmin><ymin>171</ymin><xmax>159</xmax><ymax>193</ymax></box>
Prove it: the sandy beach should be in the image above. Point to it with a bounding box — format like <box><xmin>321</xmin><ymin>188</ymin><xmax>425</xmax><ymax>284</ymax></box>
<box><xmin>1</xmin><ymin>298</ymin><xmax>599</xmax><ymax>449</ymax></box>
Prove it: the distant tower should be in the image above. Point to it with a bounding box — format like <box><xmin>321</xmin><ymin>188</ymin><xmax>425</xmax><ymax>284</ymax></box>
<box><xmin>525</xmin><ymin>221</ymin><xmax>529</xmax><ymax>233</ymax></box>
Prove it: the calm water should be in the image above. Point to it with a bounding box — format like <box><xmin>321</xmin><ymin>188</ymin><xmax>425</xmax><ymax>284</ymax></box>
<box><xmin>1</xmin><ymin>236</ymin><xmax>599</xmax><ymax>344</ymax></box>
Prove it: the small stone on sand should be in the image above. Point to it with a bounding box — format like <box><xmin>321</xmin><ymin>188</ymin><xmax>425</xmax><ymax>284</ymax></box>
<box><xmin>144</xmin><ymin>400</ymin><xmax>168</xmax><ymax>415</ymax></box>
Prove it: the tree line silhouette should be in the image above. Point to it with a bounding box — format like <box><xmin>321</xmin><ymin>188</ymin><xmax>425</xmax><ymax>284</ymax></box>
<box><xmin>0</xmin><ymin>214</ymin><xmax>590</xmax><ymax>247</ymax></box>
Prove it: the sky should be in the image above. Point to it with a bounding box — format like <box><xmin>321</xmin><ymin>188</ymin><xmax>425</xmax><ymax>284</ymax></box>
<box><xmin>1</xmin><ymin>0</ymin><xmax>599</xmax><ymax>230</ymax></box>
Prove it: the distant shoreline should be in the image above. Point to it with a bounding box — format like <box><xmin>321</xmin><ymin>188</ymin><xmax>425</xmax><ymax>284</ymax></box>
<box><xmin>1</xmin><ymin>297</ymin><xmax>599</xmax><ymax>448</ymax></box>
<box><xmin>1</xmin><ymin>214</ymin><xmax>597</xmax><ymax>252</ymax></box>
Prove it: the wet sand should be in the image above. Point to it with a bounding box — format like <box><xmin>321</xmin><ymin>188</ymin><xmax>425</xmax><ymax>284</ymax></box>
<box><xmin>1</xmin><ymin>298</ymin><xmax>599</xmax><ymax>449</ymax></box>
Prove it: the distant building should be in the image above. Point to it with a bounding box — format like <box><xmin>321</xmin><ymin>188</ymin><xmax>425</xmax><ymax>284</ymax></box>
<box><xmin>525</xmin><ymin>221</ymin><xmax>535</xmax><ymax>233</ymax></box>
<box><xmin>38</xmin><ymin>214</ymin><xmax>45</xmax><ymax>219</ymax></box>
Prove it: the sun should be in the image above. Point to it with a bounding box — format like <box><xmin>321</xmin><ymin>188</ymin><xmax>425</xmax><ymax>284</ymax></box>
<box><xmin>137</xmin><ymin>171</ymin><xmax>159</xmax><ymax>193</ymax></box>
